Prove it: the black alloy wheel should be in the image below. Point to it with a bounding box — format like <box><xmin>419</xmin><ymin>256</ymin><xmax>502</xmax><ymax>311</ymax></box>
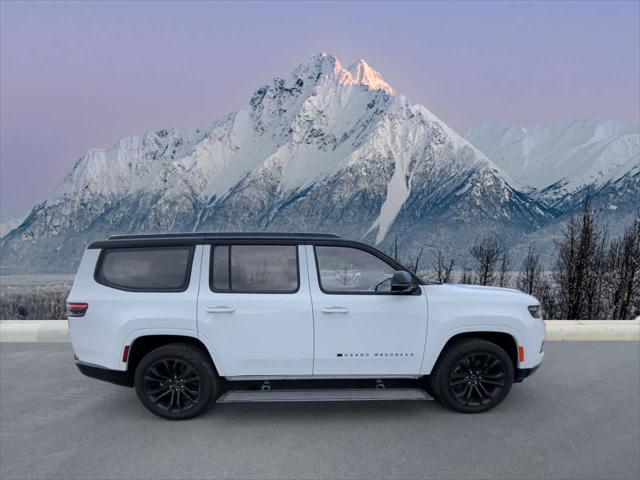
<box><xmin>448</xmin><ymin>352</ymin><xmax>506</xmax><ymax>407</ymax></box>
<box><xmin>432</xmin><ymin>338</ymin><xmax>514</xmax><ymax>413</ymax></box>
<box><xmin>134</xmin><ymin>343</ymin><xmax>219</xmax><ymax>420</ymax></box>
<box><xmin>142</xmin><ymin>358</ymin><xmax>202</xmax><ymax>414</ymax></box>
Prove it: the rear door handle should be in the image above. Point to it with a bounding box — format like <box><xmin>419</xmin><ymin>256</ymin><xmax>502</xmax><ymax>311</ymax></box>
<box><xmin>206</xmin><ymin>306</ymin><xmax>235</xmax><ymax>314</ymax></box>
<box><xmin>321</xmin><ymin>306</ymin><xmax>350</xmax><ymax>314</ymax></box>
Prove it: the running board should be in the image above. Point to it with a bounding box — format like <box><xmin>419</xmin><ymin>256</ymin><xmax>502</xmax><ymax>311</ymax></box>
<box><xmin>218</xmin><ymin>388</ymin><xmax>433</xmax><ymax>403</ymax></box>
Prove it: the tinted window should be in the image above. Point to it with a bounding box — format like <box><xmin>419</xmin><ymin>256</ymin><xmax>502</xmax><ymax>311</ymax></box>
<box><xmin>315</xmin><ymin>246</ymin><xmax>395</xmax><ymax>293</ymax></box>
<box><xmin>212</xmin><ymin>246</ymin><xmax>230</xmax><ymax>291</ymax></box>
<box><xmin>211</xmin><ymin>245</ymin><xmax>298</xmax><ymax>293</ymax></box>
<box><xmin>96</xmin><ymin>247</ymin><xmax>193</xmax><ymax>291</ymax></box>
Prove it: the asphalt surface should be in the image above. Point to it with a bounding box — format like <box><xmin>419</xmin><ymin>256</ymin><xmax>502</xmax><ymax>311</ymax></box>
<box><xmin>1</xmin><ymin>342</ymin><xmax>639</xmax><ymax>480</ymax></box>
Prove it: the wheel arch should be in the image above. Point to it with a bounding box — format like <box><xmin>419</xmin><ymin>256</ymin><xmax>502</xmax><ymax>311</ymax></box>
<box><xmin>425</xmin><ymin>330</ymin><xmax>520</xmax><ymax>375</ymax></box>
<box><xmin>126</xmin><ymin>333</ymin><xmax>220</xmax><ymax>379</ymax></box>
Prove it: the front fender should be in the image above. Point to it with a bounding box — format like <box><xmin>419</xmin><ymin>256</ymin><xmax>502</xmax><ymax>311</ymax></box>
<box><xmin>420</xmin><ymin>324</ymin><xmax>524</xmax><ymax>375</ymax></box>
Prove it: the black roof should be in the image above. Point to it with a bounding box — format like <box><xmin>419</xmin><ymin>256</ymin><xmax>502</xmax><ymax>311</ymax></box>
<box><xmin>89</xmin><ymin>232</ymin><xmax>343</xmax><ymax>249</ymax></box>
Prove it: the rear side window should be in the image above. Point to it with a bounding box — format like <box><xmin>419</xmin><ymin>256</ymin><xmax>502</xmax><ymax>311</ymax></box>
<box><xmin>96</xmin><ymin>246</ymin><xmax>194</xmax><ymax>292</ymax></box>
<box><xmin>211</xmin><ymin>245</ymin><xmax>298</xmax><ymax>293</ymax></box>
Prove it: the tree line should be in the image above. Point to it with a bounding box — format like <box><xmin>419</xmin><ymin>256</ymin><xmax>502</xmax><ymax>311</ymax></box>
<box><xmin>394</xmin><ymin>199</ymin><xmax>640</xmax><ymax>320</ymax></box>
<box><xmin>2</xmin><ymin>198</ymin><xmax>638</xmax><ymax>320</ymax></box>
<box><xmin>1</xmin><ymin>286</ymin><xmax>69</xmax><ymax>320</ymax></box>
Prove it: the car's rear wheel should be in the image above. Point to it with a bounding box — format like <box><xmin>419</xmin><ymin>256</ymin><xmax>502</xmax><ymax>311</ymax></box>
<box><xmin>134</xmin><ymin>343</ymin><xmax>219</xmax><ymax>420</ymax></box>
<box><xmin>432</xmin><ymin>338</ymin><xmax>514</xmax><ymax>413</ymax></box>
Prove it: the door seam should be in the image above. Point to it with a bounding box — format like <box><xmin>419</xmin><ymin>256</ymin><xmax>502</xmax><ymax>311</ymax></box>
<box><xmin>195</xmin><ymin>245</ymin><xmax>205</xmax><ymax>336</ymax></box>
<box><xmin>417</xmin><ymin>287</ymin><xmax>429</xmax><ymax>375</ymax></box>
<box><xmin>303</xmin><ymin>244</ymin><xmax>317</xmax><ymax>375</ymax></box>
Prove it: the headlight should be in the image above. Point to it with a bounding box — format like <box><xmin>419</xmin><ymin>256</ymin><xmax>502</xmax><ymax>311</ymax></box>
<box><xmin>528</xmin><ymin>305</ymin><xmax>542</xmax><ymax>318</ymax></box>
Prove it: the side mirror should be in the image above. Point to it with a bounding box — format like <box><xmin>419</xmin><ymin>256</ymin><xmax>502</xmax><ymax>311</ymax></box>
<box><xmin>391</xmin><ymin>271</ymin><xmax>418</xmax><ymax>294</ymax></box>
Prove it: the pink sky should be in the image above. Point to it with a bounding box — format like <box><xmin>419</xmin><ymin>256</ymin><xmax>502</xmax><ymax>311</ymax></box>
<box><xmin>1</xmin><ymin>1</ymin><xmax>638</xmax><ymax>213</ymax></box>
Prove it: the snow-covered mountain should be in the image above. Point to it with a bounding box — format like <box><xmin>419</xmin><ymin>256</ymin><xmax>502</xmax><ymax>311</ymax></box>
<box><xmin>0</xmin><ymin>212</ymin><xmax>27</xmax><ymax>239</ymax></box>
<box><xmin>464</xmin><ymin>119</ymin><xmax>639</xmax><ymax>210</ymax></box>
<box><xmin>1</xmin><ymin>53</ymin><xmax>555</xmax><ymax>273</ymax></box>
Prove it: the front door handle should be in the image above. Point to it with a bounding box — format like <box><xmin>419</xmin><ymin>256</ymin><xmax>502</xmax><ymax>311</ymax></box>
<box><xmin>206</xmin><ymin>306</ymin><xmax>235</xmax><ymax>314</ymax></box>
<box><xmin>321</xmin><ymin>306</ymin><xmax>350</xmax><ymax>314</ymax></box>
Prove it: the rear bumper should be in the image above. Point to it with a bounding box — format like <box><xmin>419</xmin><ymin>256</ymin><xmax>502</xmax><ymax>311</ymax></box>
<box><xmin>75</xmin><ymin>359</ymin><xmax>132</xmax><ymax>387</ymax></box>
<box><xmin>514</xmin><ymin>363</ymin><xmax>541</xmax><ymax>383</ymax></box>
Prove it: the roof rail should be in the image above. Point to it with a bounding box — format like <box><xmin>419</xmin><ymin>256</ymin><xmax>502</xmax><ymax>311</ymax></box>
<box><xmin>108</xmin><ymin>232</ymin><xmax>342</xmax><ymax>240</ymax></box>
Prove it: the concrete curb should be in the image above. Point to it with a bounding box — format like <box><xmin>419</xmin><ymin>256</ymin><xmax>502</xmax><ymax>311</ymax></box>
<box><xmin>0</xmin><ymin>320</ymin><xmax>70</xmax><ymax>342</ymax></box>
<box><xmin>1</xmin><ymin>319</ymin><xmax>639</xmax><ymax>343</ymax></box>
<box><xmin>543</xmin><ymin>319</ymin><xmax>640</xmax><ymax>341</ymax></box>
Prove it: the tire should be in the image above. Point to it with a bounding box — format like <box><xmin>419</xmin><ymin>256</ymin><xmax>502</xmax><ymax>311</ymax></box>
<box><xmin>134</xmin><ymin>343</ymin><xmax>220</xmax><ymax>420</ymax></box>
<box><xmin>431</xmin><ymin>338</ymin><xmax>514</xmax><ymax>413</ymax></box>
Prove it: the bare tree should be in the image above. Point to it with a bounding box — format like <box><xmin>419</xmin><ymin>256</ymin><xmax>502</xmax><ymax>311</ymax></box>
<box><xmin>470</xmin><ymin>234</ymin><xmax>503</xmax><ymax>286</ymax></box>
<box><xmin>537</xmin><ymin>277</ymin><xmax>559</xmax><ymax>320</ymax></box>
<box><xmin>498</xmin><ymin>251</ymin><xmax>511</xmax><ymax>287</ymax></box>
<box><xmin>431</xmin><ymin>250</ymin><xmax>454</xmax><ymax>283</ymax></box>
<box><xmin>585</xmin><ymin>231</ymin><xmax>608</xmax><ymax>319</ymax></box>
<box><xmin>460</xmin><ymin>267</ymin><xmax>473</xmax><ymax>284</ymax></box>
<box><xmin>1</xmin><ymin>285</ymin><xmax>70</xmax><ymax>320</ymax></box>
<box><xmin>515</xmin><ymin>244</ymin><xmax>562</xmax><ymax>317</ymax></box>
<box><xmin>606</xmin><ymin>216</ymin><xmax>640</xmax><ymax>319</ymax></box>
<box><xmin>517</xmin><ymin>245</ymin><xmax>543</xmax><ymax>295</ymax></box>
<box><xmin>553</xmin><ymin>197</ymin><xmax>604</xmax><ymax>319</ymax></box>
<box><xmin>409</xmin><ymin>247</ymin><xmax>425</xmax><ymax>275</ymax></box>
<box><xmin>400</xmin><ymin>247</ymin><xmax>426</xmax><ymax>275</ymax></box>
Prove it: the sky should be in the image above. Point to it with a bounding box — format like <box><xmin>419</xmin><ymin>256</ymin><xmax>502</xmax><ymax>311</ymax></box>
<box><xmin>1</xmin><ymin>1</ymin><xmax>639</xmax><ymax>213</ymax></box>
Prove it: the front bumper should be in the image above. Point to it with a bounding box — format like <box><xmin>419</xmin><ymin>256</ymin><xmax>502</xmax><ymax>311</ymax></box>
<box><xmin>514</xmin><ymin>363</ymin><xmax>541</xmax><ymax>383</ymax></box>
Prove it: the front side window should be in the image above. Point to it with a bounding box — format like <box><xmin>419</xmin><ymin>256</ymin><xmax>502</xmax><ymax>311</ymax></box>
<box><xmin>315</xmin><ymin>246</ymin><xmax>396</xmax><ymax>293</ymax></box>
<box><xmin>96</xmin><ymin>246</ymin><xmax>193</xmax><ymax>291</ymax></box>
<box><xmin>211</xmin><ymin>245</ymin><xmax>298</xmax><ymax>293</ymax></box>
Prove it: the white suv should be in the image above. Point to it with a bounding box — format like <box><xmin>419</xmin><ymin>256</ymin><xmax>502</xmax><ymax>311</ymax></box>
<box><xmin>67</xmin><ymin>233</ymin><xmax>544</xmax><ymax>419</ymax></box>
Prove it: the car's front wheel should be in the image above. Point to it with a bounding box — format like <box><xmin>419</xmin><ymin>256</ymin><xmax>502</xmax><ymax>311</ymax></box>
<box><xmin>134</xmin><ymin>343</ymin><xmax>219</xmax><ymax>420</ymax></box>
<box><xmin>432</xmin><ymin>338</ymin><xmax>514</xmax><ymax>413</ymax></box>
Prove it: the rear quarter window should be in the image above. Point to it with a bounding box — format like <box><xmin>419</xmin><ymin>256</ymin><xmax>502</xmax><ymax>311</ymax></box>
<box><xmin>95</xmin><ymin>246</ymin><xmax>194</xmax><ymax>292</ymax></box>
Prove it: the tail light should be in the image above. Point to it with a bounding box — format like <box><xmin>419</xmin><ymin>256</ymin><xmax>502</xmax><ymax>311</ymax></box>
<box><xmin>67</xmin><ymin>302</ymin><xmax>88</xmax><ymax>317</ymax></box>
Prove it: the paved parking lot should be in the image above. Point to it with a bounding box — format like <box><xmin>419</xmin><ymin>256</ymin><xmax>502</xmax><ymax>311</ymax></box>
<box><xmin>1</xmin><ymin>342</ymin><xmax>639</xmax><ymax>479</ymax></box>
